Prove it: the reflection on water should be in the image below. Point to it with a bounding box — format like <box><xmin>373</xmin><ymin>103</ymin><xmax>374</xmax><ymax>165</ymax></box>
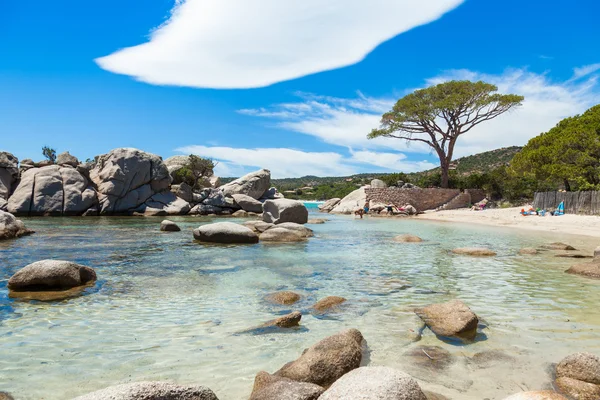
<box><xmin>1</xmin><ymin>214</ymin><xmax>600</xmax><ymax>399</ymax></box>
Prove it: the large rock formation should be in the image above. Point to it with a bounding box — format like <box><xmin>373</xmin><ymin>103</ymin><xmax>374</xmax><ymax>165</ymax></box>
<box><xmin>319</xmin><ymin>198</ymin><xmax>341</xmax><ymax>213</ymax></box>
<box><xmin>318</xmin><ymin>366</ymin><xmax>427</xmax><ymax>400</ymax></box>
<box><xmin>90</xmin><ymin>148</ymin><xmax>171</xmax><ymax>214</ymax></box>
<box><xmin>263</xmin><ymin>199</ymin><xmax>308</xmax><ymax>224</ymax></box>
<box><xmin>8</xmin><ymin>165</ymin><xmax>98</xmax><ymax>216</ymax></box>
<box><xmin>8</xmin><ymin>260</ymin><xmax>97</xmax><ymax>291</ymax></box>
<box><xmin>370</xmin><ymin>179</ymin><xmax>387</xmax><ymax>189</ymax></box>
<box><xmin>232</xmin><ymin>194</ymin><xmax>263</xmax><ymax>213</ymax></box>
<box><xmin>137</xmin><ymin>191</ymin><xmax>190</xmax><ymax>215</ymax></box>
<box><xmin>73</xmin><ymin>381</ymin><xmax>218</xmax><ymax>400</ymax></box>
<box><xmin>275</xmin><ymin>328</ymin><xmax>363</xmax><ymax>387</ymax></box>
<box><xmin>56</xmin><ymin>151</ymin><xmax>79</xmax><ymax>167</ymax></box>
<box><xmin>220</xmin><ymin>169</ymin><xmax>271</xmax><ymax>199</ymax></box>
<box><xmin>330</xmin><ymin>187</ymin><xmax>368</xmax><ymax>214</ymax></box>
<box><xmin>0</xmin><ymin>152</ymin><xmax>19</xmax><ymax>210</ymax></box>
<box><xmin>0</xmin><ymin>210</ymin><xmax>33</xmax><ymax>240</ymax></box>
<box><xmin>554</xmin><ymin>352</ymin><xmax>600</xmax><ymax>400</ymax></box>
<box><xmin>193</xmin><ymin>222</ymin><xmax>259</xmax><ymax>244</ymax></box>
<box><xmin>415</xmin><ymin>299</ymin><xmax>479</xmax><ymax>341</ymax></box>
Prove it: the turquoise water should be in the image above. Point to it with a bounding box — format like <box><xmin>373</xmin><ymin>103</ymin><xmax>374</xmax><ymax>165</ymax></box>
<box><xmin>1</xmin><ymin>213</ymin><xmax>600</xmax><ymax>399</ymax></box>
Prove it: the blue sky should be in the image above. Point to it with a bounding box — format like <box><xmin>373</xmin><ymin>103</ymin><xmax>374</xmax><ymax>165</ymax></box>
<box><xmin>1</xmin><ymin>0</ymin><xmax>599</xmax><ymax>177</ymax></box>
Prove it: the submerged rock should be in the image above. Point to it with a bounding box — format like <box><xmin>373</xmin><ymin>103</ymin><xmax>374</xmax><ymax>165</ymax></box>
<box><xmin>542</xmin><ymin>242</ymin><xmax>576</xmax><ymax>251</ymax></box>
<box><xmin>193</xmin><ymin>222</ymin><xmax>259</xmax><ymax>244</ymax></box>
<box><xmin>72</xmin><ymin>381</ymin><xmax>219</xmax><ymax>400</ymax></box>
<box><xmin>8</xmin><ymin>260</ymin><xmax>97</xmax><ymax>291</ymax></box>
<box><xmin>307</xmin><ymin>218</ymin><xmax>327</xmax><ymax>224</ymax></box>
<box><xmin>502</xmin><ymin>392</ymin><xmax>568</xmax><ymax>400</ymax></box>
<box><xmin>318</xmin><ymin>366</ymin><xmax>427</xmax><ymax>400</ymax></box>
<box><xmin>415</xmin><ymin>299</ymin><xmax>479</xmax><ymax>341</ymax></box>
<box><xmin>240</xmin><ymin>311</ymin><xmax>302</xmax><ymax>334</ymax></box>
<box><xmin>451</xmin><ymin>247</ymin><xmax>496</xmax><ymax>256</ymax></box>
<box><xmin>394</xmin><ymin>234</ymin><xmax>423</xmax><ymax>243</ymax></box>
<box><xmin>0</xmin><ymin>392</ymin><xmax>15</xmax><ymax>400</ymax></box>
<box><xmin>265</xmin><ymin>291</ymin><xmax>301</xmax><ymax>305</ymax></box>
<box><xmin>554</xmin><ymin>352</ymin><xmax>600</xmax><ymax>400</ymax></box>
<box><xmin>519</xmin><ymin>248</ymin><xmax>539</xmax><ymax>255</ymax></box>
<box><xmin>0</xmin><ymin>210</ymin><xmax>34</xmax><ymax>240</ymax></box>
<box><xmin>160</xmin><ymin>220</ymin><xmax>181</xmax><ymax>232</ymax></box>
<box><xmin>403</xmin><ymin>346</ymin><xmax>454</xmax><ymax>371</ymax></box>
<box><xmin>249</xmin><ymin>371</ymin><xmax>324</xmax><ymax>400</ymax></box>
<box><xmin>275</xmin><ymin>329</ymin><xmax>364</xmax><ymax>388</ymax></box>
<box><xmin>470</xmin><ymin>349</ymin><xmax>516</xmax><ymax>369</ymax></box>
<box><xmin>312</xmin><ymin>296</ymin><xmax>347</xmax><ymax>313</ymax></box>
<box><xmin>263</xmin><ymin>199</ymin><xmax>309</xmax><ymax>225</ymax></box>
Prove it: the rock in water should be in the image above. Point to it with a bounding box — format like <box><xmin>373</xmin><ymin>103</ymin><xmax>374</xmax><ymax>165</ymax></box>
<box><xmin>160</xmin><ymin>220</ymin><xmax>181</xmax><ymax>232</ymax></box>
<box><xmin>312</xmin><ymin>296</ymin><xmax>347</xmax><ymax>313</ymax></box>
<box><xmin>318</xmin><ymin>366</ymin><xmax>427</xmax><ymax>400</ymax></box>
<box><xmin>89</xmin><ymin>148</ymin><xmax>171</xmax><ymax>215</ymax></box>
<box><xmin>451</xmin><ymin>247</ymin><xmax>496</xmax><ymax>256</ymax></box>
<box><xmin>307</xmin><ymin>218</ymin><xmax>327</xmax><ymax>224</ymax></box>
<box><xmin>542</xmin><ymin>242</ymin><xmax>576</xmax><ymax>251</ymax></box>
<box><xmin>8</xmin><ymin>260</ymin><xmax>96</xmax><ymax>291</ymax></box>
<box><xmin>275</xmin><ymin>328</ymin><xmax>363</xmax><ymax>387</ymax></box>
<box><xmin>265</xmin><ymin>291</ymin><xmax>301</xmax><ymax>305</ymax></box>
<box><xmin>0</xmin><ymin>210</ymin><xmax>33</xmax><ymax>240</ymax></box>
<box><xmin>263</xmin><ymin>199</ymin><xmax>308</xmax><ymax>224</ymax></box>
<box><xmin>244</xmin><ymin>221</ymin><xmax>274</xmax><ymax>233</ymax></box>
<box><xmin>239</xmin><ymin>311</ymin><xmax>302</xmax><ymax>334</ymax></box>
<box><xmin>403</xmin><ymin>346</ymin><xmax>454</xmax><ymax>371</ymax></box>
<box><xmin>260</xmin><ymin>227</ymin><xmax>306</xmax><ymax>242</ymax></box>
<box><xmin>249</xmin><ymin>371</ymin><xmax>324</xmax><ymax>400</ymax></box>
<box><xmin>72</xmin><ymin>381</ymin><xmax>219</xmax><ymax>400</ymax></box>
<box><xmin>0</xmin><ymin>392</ymin><xmax>15</xmax><ymax>400</ymax></box>
<box><xmin>394</xmin><ymin>234</ymin><xmax>423</xmax><ymax>243</ymax></box>
<box><xmin>519</xmin><ymin>248</ymin><xmax>539</xmax><ymax>255</ymax></box>
<box><xmin>193</xmin><ymin>222</ymin><xmax>259</xmax><ymax>244</ymax></box>
<box><xmin>220</xmin><ymin>169</ymin><xmax>271</xmax><ymax>199</ymax></box>
<box><xmin>232</xmin><ymin>193</ymin><xmax>263</xmax><ymax>213</ymax></box>
<box><xmin>566</xmin><ymin>263</ymin><xmax>600</xmax><ymax>279</ymax></box>
<box><xmin>319</xmin><ymin>198</ymin><xmax>341</xmax><ymax>213</ymax></box>
<box><xmin>554</xmin><ymin>352</ymin><xmax>600</xmax><ymax>400</ymax></box>
<box><xmin>330</xmin><ymin>187</ymin><xmax>368</xmax><ymax>214</ymax></box>
<box><xmin>502</xmin><ymin>392</ymin><xmax>568</xmax><ymax>400</ymax></box>
<box><xmin>415</xmin><ymin>299</ymin><xmax>479</xmax><ymax>341</ymax></box>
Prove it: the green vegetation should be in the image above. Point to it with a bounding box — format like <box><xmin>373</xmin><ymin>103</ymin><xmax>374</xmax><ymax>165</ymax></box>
<box><xmin>172</xmin><ymin>155</ymin><xmax>216</xmax><ymax>190</ymax></box>
<box><xmin>42</xmin><ymin>146</ymin><xmax>57</xmax><ymax>163</ymax></box>
<box><xmin>368</xmin><ymin>80</ymin><xmax>524</xmax><ymax>188</ymax></box>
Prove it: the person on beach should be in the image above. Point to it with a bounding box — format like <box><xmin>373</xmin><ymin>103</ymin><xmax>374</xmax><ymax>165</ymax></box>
<box><xmin>363</xmin><ymin>201</ymin><xmax>370</xmax><ymax>215</ymax></box>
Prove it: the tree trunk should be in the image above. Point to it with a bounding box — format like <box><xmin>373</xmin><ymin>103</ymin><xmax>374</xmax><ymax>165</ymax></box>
<box><xmin>441</xmin><ymin>161</ymin><xmax>450</xmax><ymax>188</ymax></box>
<box><xmin>563</xmin><ymin>178</ymin><xmax>571</xmax><ymax>192</ymax></box>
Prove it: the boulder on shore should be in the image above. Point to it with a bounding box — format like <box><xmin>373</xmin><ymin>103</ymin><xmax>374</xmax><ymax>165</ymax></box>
<box><xmin>554</xmin><ymin>352</ymin><xmax>600</xmax><ymax>400</ymax></box>
<box><xmin>318</xmin><ymin>366</ymin><xmax>427</xmax><ymax>400</ymax></box>
<box><xmin>330</xmin><ymin>187</ymin><xmax>367</xmax><ymax>214</ymax></box>
<box><xmin>160</xmin><ymin>220</ymin><xmax>180</xmax><ymax>232</ymax></box>
<box><xmin>319</xmin><ymin>198</ymin><xmax>341</xmax><ymax>213</ymax></box>
<box><xmin>566</xmin><ymin>262</ymin><xmax>600</xmax><ymax>279</ymax></box>
<box><xmin>0</xmin><ymin>210</ymin><xmax>33</xmax><ymax>240</ymax></box>
<box><xmin>452</xmin><ymin>247</ymin><xmax>496</xmax><ymax>256</ymax></box>
<box><xmin>263</xmin><ymin>199</ymin><xmax>308</xmax><ymax>224</ymax></box>
<box><xmin>275</xmin><ymin>328</ymin><xmax>364</xmax><ymax>388</ymax></box>
<box><xmin>8</xmin><ymin>260</ymin><xmax>97</xmax><ymax>291</ymax></box>
<box><xmin>193</xmin><ymin>222</ymin><xmax>259</xmax><ymax>244</ymax></box>
<box><xmin>415</xmin><ymin>299</ymin><xmax>479</xmax><ymax>341</ymax></box>
<box><xmin>232</xmin><ymin>193</ymin><xmax>263</xmax><ymax>213</ymax></box>
<box><xmin>542</xmin><ymin>242</ymin><xmax>576</xmax><ymax>251</ymax></box>
<box><xmin>502</xmin><ymin>392</ymin><xmax>568</xmax><ymax>400</ymax></box>
<box><xmin>249</xmin><ymin>371</ymin><xmax>324</xmax><ymax>400</ymax></box>
<box><xmin>220</xmin><ymin>169</ymin><xmax>271</xmax><ymax>199</ymax></box>
<box><xmin>72</xmin><ymin>381</ymin><xmax>219</xmax><ymax>400</ymax></box>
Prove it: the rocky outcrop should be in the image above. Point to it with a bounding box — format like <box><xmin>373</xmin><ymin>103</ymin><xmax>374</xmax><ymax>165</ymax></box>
<box><xmin>160</xmin><ymin>220</ymin><xmax>180</xmax><ymax>232</ymax></box>
<box><xmin>312</xmin><ymin>296</ymin><xmax>346</xmax><ymax>313</ymax></box>
<box><xmin>90</xmin><ymin>148</ymin><xmax>171</xmax><ymax>215</ymax></box>
<box><xmin>0</xmin><ymin>152</ymin><xmax>19</xmax><ymax>210</ymax></box>
<box><xmin>263</xmin><ymin>199</ymin><xmax>308</xmax><ymax>224</ymax></box>
<box><xmin>249</xmin><ymin>371</ymin><xmax>324</xmax><ymax>400</ymax></box>
<box><xmin>452</xmin><ymin>247</ymin><xmax>496</xmax><ymax>256</ymax></box>
<box><xmin>265</xmin><ymin>291</ymin><xmax>301</xmax><ymax>305</ymax></box>
<box><xmin>318</xmin><ymin>366</ymin><xmax>427</xmax><ymax>400</ymax></box>
<box><xmin>8</xmin><ymin>166</ymin><xmax>98</xmax><ymax>216</ymax></box>
<box><xmin>193</xmin><ymin>222</ymin><xmax>259</xmax><ymax>244</ymax></box>
<box><xmin>73</xmin><ymin>381</ymin><xmax>219</xmax><ymax>400</ymax></box>
<box><xmin>415</xmin><ymin>299</ymin><xmax>479</xmax><ymax>341</ymax></box>
<box><xmin>232</xmin><ymin>194</ymin><xmax>263</xmax><ymax>213</ymax></box>
<box><xmin>394</xmin><ymin>234</ymin><xmax>423</xmax><ymax>243</ymax></box>
<box><xmin>137</xmin><ymin>191</ymin><xmax>190</xmax><ymax>215</ymax></box>
<box><xmin>8</xmin><ymin>260</ymin><xmax>96</xmax><ymax>291</ymax></box>
<box><xmin>275</xmin><ymin>329</ymin><xmax>363</xmax><ymax>388</ymax></box>
<box><xmin>370</xmin><ymin>179</ymin><xmax>387</xmax><ymax>189</ymax></box>
<box><xmin>0</xmin><ymin>210</ymin><xmax>33</xmax><ymax>240</ymax></box>
<box><xmin>554</xmin><ymin>352</ymin><xmax>600</xmax><ymax>400</ymax></box>
<box><xmin>56</xmin><ymin>151</ymin><xmax>79</xmax><ymax>167</ymax></box>
<box><xmin>319</xmin><ymin>198</ymin><xmax>341</xmax><ymax>213</ymax></box>
<box><xmin>502</xmin><ymin>392</ymin><xmax>567</xmax><ymax>400</ymax></box>
<box><xmin>330</xmin><ymin>187</ymin><xmax>367</xmax><ymax>214</ymax></box>
<box><xmin>220</xmin><ymin>169</ymin><xmax>271</xmax><ymax>199</ymax></box>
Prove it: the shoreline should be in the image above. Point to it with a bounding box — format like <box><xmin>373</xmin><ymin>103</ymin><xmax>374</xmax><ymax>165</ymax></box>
<box><xmin>416</xmin><ymin>207</ymin><xmax>600</xmax><ymax>239</ymax></box>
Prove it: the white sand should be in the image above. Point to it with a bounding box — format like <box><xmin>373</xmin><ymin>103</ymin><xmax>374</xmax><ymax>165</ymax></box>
<box><xmin>418</xmin><ymin>207</ymin><xmax>600</xmax><ymax>238</ymax></box>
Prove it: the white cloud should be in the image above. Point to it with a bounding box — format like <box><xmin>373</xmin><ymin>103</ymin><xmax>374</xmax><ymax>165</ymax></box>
<box><xmin>349</xmin><ymin>150</ymin><xmax>436</xmax><ymax>171</ymax></box>
<box><xmin>96</xmin><ymin>0</ymin><xmax>463</xmax><ymax>89</ymax></box>
<box><xmin>241</xmin><ymin>66</ymin><xmax>600</xmax><ymax>159</ymax></box>
<box><xmin>572</xmin><ymin>63</ymin><xmax>600</xmax><ymax>81</ymax></box>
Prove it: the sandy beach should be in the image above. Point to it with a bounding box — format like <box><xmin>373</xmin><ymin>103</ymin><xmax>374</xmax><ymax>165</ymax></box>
<box><xmin>418</xmin><ymin>207</ymin><xmax>600</xmax><ymax>239</ymax></box>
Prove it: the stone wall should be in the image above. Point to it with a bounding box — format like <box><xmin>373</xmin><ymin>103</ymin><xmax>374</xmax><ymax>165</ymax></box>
<box><xmin>465</xmin><ymin>189</ymin><xmax>486</xmax><ymax>204</ymax></box>
<box><xmin>365</xmin><ymin>188</ymin><xmax>461</xmax><ymax>211</ymax></box>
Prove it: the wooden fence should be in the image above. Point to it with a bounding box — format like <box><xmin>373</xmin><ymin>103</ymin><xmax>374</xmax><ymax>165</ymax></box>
<box><xmin>533</xmin><ymin>191</ymin><xmax>600</xmax><ymax>215</ymax></box>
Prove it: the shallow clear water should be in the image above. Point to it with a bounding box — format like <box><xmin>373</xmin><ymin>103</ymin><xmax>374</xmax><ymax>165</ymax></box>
<box><xmin>1</xmin><ymin>213</ymin><xmax>600</xmax><ymax>399</ymax></box>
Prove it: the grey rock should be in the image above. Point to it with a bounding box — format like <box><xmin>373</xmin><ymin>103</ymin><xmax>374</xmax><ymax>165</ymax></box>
<box><xmin>319</xmin><ymin>198</ymin><xmax>341</xmax><ymax>213</ymax></box>
<box><xmin>231</xmin><ymin>210</ymin><xmax>249</xmax><ymax>217</ymax></box>
<box><xmin>263</xmin><ymin>199</ymin><xmax>308</xmax><ymax>224</ymax></box>
<box><xmin>90</xmin><ymin>148</ymin><xmax>171</xmax><ymax>215</ymax></box>
<box><xmin>160</xmin><ymin>220</ymin><xmax>181</xmax><ymax>232</ymax></box>
<box><xmin>232</xmin><ymin>194</ymin><xmax>263</xmax><ymax>213</ymax></box>
<box><xmin>370</xmin><ymin>179</ymin><xmax>387</xmax><ymax>189</ymax></box>
<box><xmin>330</xmin><ymin>187</ymin><xmax>368</xmax><ymax>214</ymax></box>
<box><xmin>249</xmin><ymin>371</ymin><xmax>323</xmax><ymax>400</ymax></box>
<box><xmin>72</xmin><ymin>381</ymin><xmax>218</xmax><ymax>400</ymax></box>
<box><xmin>0</xmin><ymin>151</ymin><xmax>18</xmax><ymax>203</ymax></box>
<box><xmin>57</xmin><ymin>151</ymin><xmax>79</xmax><ymax>167</ymax></box>
<box><xmin>220</xmin><ymin>169</ymin><xmax>271</xmax><ymax>199</ymax></box>
<box><xmin>193</xmin><ymin>222</ymin><xmax>259</xmax><ymax>244</ymax></box>
<box><xmin>0</xmin><ymin>210</ymin><xmax>34</xmax><ymax>240</ymax></box>
<box><xmin>189</xmin><ymin>204</ymin><xmax>224</xmax><ymax>215</ymax></box>
<box><xmin>8</xmin><ymin>260</ymin><xmax>96</xmax><ymax>291</ymax></box>
<box><xmin>318</xmin><ymin>366</ymin><xmax>427</xmax><ymax>400</ymax></box>
<box><xmin>260</xmin><ymin>227</ymin><xmax>306</xmax><ymax>242</ymax></box>
<box><xmin>271</xmin><ymin>222</ymin><xmax>313</xmax><ymax>237</ymax></box>
<box><xmin>244</xmin><ymin>221</ymin><xmax>274</xmax><ymax>233</ymax></box>
<box><xmin>415</xmin><ymin>299</ymin><xmax>479</xmax><ymax>341</ymax></box>
<box><xmin>139</xmin><ymin>191</ymin><xmax>190</xmax><ymax>216</ymax></box>
<box><xmin>171</xmin><ymin>183</ymin><xmax>194</xmax><ymax>203</ymax></box>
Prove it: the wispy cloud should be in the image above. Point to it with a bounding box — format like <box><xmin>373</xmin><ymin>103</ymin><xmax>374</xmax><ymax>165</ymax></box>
<box><xmin>95</xmin><ymin>0</ymin><xmax>463</xmax><ymax>89</ymax></box>
<box><xmin>571</xmin><ymin>63</ymin><xmax>600</xmax><ymax>80</ymax></box>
